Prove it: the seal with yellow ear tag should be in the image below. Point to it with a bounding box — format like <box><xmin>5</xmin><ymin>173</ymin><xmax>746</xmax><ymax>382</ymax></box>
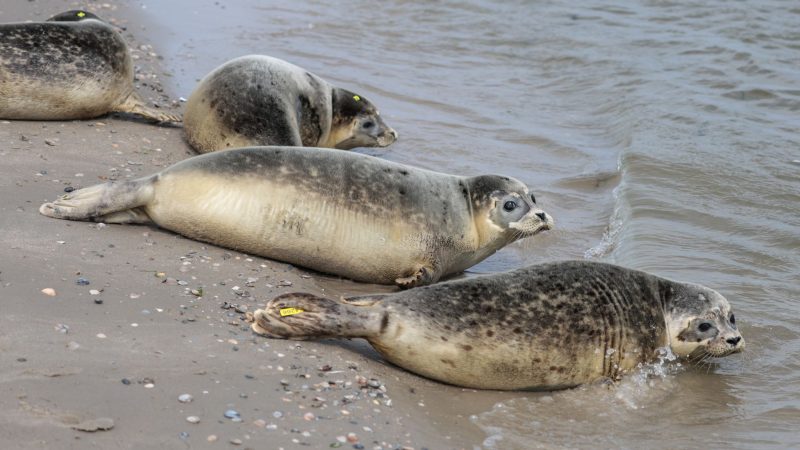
<box><xmin>0</xmin><ymin>10</ymin><xmax>180</xmax><ymax>123</ymax></box>
<box><xmin>251</xmin><ymin>261</ymin><xmax>745</xmax><ymax>390</ymax></box>
<box><xmin>184</xmin><ymin>55</ymin><xmax>397</xmax><ymax>153</ymax></box>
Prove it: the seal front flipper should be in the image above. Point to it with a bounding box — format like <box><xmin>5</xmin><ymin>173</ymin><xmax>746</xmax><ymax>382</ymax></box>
<box><xmin>251</xmin><ymin>293</ymin><xmax>386</xmax><ymax>340</ymax></box>
<box><xmin>112</xmin><ymin>93</ymin><xmax>182</xmax><ymax>124</ymax></box>
<box><xmin>39</xmin><ymin>176</ymin><xmax>156</xmax><ymax>223</ymax></box>
<box><xmin>395</xmin><ymin>266</ymin><xmax>435</xmax><ymax>289</ymax></box>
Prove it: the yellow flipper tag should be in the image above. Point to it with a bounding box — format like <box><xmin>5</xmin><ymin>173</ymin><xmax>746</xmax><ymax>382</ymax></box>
<box><xmin>279</xmin><ymin>307</ymin><xmax>304</xmax><ymax>317</ymax></box>
<box><xmin>353</xmin><ymin>95</ymin><xmax>361</xmax><ymax>102</ymax></box>
<box><xmin>77</xmin><ymin>11</ymin><xmax>86</xmax><ymax>18</ymax></box>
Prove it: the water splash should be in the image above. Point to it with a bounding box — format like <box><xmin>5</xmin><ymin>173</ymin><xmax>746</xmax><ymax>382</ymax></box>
<box><xmin>614</xmin><ymin>346</ymin><xmax>681</xmax><ymax>409</ymax></box>
<box><xmin>584</xmin><ymin>162</ymin><xmax>628</xmax><ymax>261</ymax></box>
<box><xmin>473</xmin><ymin>347</ymin><xmax>683</xmax><ymax>449</ymax></box>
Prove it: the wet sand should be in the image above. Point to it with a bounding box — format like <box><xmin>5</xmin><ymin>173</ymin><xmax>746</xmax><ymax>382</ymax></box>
<box><xmin>0</xmin><ymin>2</ymin><xmax>501</xmax><ymax>449</ymax></box>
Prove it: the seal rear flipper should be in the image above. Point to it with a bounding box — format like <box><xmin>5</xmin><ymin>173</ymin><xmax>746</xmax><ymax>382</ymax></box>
<box><xmin>39</xmin><ymin>177</ymin><xmax>156</xmax><ymax>223</ymax></box>
<box><xmin>112</xmin><ymin>92</ymin><xmax>182</xmax><ymax>124</ymax></box>
<box><xmin>395</xmin><ymin>266</ymin><xmax>435</xmax><ymax>289</ymax></box>
<box><xmin>94</xmin><ymin>207</ymin><xmax>151</xmax><ymax>224</ymax></box>
<box><xmin>250</xmin><ymin>293</ymin><xmax>384</xmax><ymax>340</ymax></box>
<box><xmin>339</xmin><ymin>294</ymin><xmax>390</xmax><ymax>307</ymax></box>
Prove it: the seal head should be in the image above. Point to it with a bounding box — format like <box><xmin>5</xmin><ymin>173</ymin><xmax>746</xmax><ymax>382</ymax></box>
<box><xmin>469</xmin><ymin>175</ymin><xmax>553</xmax><ymax>246</ymax></box>
<box><xmin>327</xmin><ymin>88</ymin><xmax>397</xmax><ymax>149</ymax></box>
<box><xmin>665</xmin><ymin>283</ymin><xmax>744</xmax><ymax>358</ymax></box>
<box><xmin>47</xmin><ymin>10</ymin><xmax>103</xmax><ymax>22</ymax></box>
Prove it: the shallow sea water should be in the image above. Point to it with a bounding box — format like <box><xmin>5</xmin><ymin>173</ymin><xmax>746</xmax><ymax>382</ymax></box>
<box><xmin>140</xmin><ymin>0</ymin><xmax>799</xmax><ymax>447</ymax></box>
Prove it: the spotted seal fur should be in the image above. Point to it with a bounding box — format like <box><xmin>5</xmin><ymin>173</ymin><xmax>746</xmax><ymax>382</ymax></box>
<box><xmin>251</xmin><ymin>260</ymin><xmax>745</xmax><ymax>390</ymax></box>
<box><xmin>184</xmin><ymin>55</ymin><xmax>396</xmax><ymax>152</ymax></box>
<box><xmin>0</xmin><ymin>10</ymin><xmax>179</xmax><ymax>123</ymax></box>
<box><xmin>39</xmin><ymin>146</ymin><xmax>552</xmax><ymax>288</ymax></box>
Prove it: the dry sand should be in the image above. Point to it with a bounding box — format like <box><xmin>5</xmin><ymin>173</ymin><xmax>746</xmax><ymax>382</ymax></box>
<box><xmin>0</xmin><ymin>2</ymin><xmax>520</xmax><ymax>449</ymax></box>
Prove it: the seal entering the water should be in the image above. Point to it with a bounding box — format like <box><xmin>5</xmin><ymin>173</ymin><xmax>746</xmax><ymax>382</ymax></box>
<box><xmin>39</xmin><ymin>146</ymin><xmax>552</xmax><ymax>288</ymax></box>
<box><xmin>251</xmin><ymin>261</ymin><xmax>745</xmax><ymax>390</ymax></box>
<box><xmin>183</xmin><ymin>55</ymin><xmax>397</xmax><ymax>152</ymax></box>
<box><xmin>0</xmin><ymin>10</ymin><xmax>180</xmax><ymax>123</ymax></box>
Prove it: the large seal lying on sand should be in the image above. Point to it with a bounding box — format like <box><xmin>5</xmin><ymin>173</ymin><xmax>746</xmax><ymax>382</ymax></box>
<box><xmin>183</xmin><ymin>55</ymin><xmax>397</xmax><ymax>152</ymax></box>
<box><xmin>251</xmin><ymin>261</ymin><xmax>745</xmax><ymax>390</ymax></box>
<box><xmin>0</xmin><ymin>10</ymin><xmax>179</xmax><ymax>123</ymax></box>
<box><xmin>39</xmin><ymin>146</ymin><xmax>552</xmax><ymax>288</ymax></box>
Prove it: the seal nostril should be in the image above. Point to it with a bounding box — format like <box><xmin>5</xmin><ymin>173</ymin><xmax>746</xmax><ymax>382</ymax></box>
<box><xmin>535</xmin><ymin>212</ymin><xmax>547</xmax><ymax>221</ymax></box>
<box><xmin>726</xmin><ymin>336</ymin><xmax>741</xmax><ymax>346</ymax></box>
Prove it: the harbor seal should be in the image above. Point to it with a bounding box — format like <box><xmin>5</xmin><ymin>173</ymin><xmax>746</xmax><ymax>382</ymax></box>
<box><xmin>39</xmin><ymin>146</ymin><xmax>552</xmax><ymax>287</ymax></box>
<box><xmin>251</xmin><ymin>260</ymin><xmax>745</xmax><ymax>390</ymax></box>
<box><xmin>183</xmin><ymin>55</ymin><xmax>397</xmax><ymax>153</ymax></box>
<box><xmin>0</xmin><ymin>10</ymin><xmax>180</xmax><ymax>123</ymax></box>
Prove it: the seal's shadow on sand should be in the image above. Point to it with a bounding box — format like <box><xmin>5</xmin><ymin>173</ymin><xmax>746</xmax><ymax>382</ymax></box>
<box><xmin>108</xmin><ymin>112</ymin><xmax>183</xmax><ymax>128</ymax></box>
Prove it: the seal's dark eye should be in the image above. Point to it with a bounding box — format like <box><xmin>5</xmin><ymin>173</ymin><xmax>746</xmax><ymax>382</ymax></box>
<box><xmin>698</xmin><ymin>322</ymin><xmax>712</xmax><ymax>332</ymax></box>
<box><xmin>530</xmin><ymin>194</ymin><xmax>536</xmax><ymax>204</ymax></box>
<box><xmin>363</xmin><ymin>121</ymin><xmax>374</xmax><ymax>129</ymax></box>
<box><xmin>730</xmin><ymin>314</ymin><xmax>735</xmax><ymax>325</ymax></box>
<box><xmin>503</xmin><ymin>201</ymin><xmax>517</xmax><ymax>212</ymax></box>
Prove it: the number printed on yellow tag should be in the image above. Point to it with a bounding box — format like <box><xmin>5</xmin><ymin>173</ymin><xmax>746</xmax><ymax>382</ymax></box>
<box><xmin>279</xmin><ymin>307</ymin><xmax>304</xmax><ymax>317</ymax></box>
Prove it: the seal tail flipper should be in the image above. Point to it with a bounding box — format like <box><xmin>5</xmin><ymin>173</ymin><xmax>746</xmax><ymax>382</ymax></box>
<box><xmin>94</xmin><ymin>208</ymin><xmax>152</xmax><ymax>224</ymax></box>
<box><xmin>395</xmin><ymin>266</ymin><xmax>435</xmax><ymax>289</ymax></box>
<box><xmin>39</xmin><ymin>176</ymin><xmax>156</xmax><ymax>223</ymax></box>
<box><xmin>112</xmin><ymin>92</ymin><xmax>182</xmax><ymax>124</ymax></box>
<box><xmin>250</xmin><ymin>293</ymin><xmax>387</xmax><ymax>341</ymax></box>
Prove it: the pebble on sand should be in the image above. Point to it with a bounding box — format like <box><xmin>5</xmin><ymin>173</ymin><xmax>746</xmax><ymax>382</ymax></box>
<box><xmin>41</xmin><ymin>288</ymin><xmax>56</xmax><ymax>296</ymax></box>
<box><xmin>178</xmin><ymin>394</ymin><xmax>193</xmax><ymax>403</ymax></box>
<box><xmin>186</xmin><ymin>416</ymin><xmax>200</xmax><ymax>424</ymax></box>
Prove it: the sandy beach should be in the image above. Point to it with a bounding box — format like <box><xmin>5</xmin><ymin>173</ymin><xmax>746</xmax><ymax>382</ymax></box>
<box><xmin>0</xmin><ymin>2</ymin><xmax>504</xmax><ymax>448</ymax></box>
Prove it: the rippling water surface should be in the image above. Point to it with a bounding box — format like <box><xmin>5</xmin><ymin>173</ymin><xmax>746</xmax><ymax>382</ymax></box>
<box><xmin>142</xmin><ymin>0</ymin><xmax>799</xmax><ymax>447</ymax></box>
